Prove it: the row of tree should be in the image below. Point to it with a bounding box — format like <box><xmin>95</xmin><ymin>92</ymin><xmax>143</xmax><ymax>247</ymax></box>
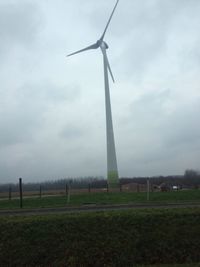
<box><xmin>0</xmin><ymin>170</ymin><xmax>199</xmax><ymax>193</ymax></box>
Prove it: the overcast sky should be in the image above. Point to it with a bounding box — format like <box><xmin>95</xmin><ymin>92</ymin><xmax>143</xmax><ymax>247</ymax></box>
<box><xmin>0</xmin><ymin>0</ymin><xmax>200</xmax><ymax>183</ymax></box>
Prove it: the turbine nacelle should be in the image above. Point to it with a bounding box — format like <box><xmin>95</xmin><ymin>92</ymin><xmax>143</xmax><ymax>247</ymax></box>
<box><xmin>99</xmin><ymin>40</ymin><xmax>109</xmax><ymax>49</ymax></box>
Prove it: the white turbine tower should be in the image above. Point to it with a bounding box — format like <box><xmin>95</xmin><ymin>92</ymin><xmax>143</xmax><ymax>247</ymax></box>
<box><xmin>67</xmin><ymin>0</ymin><xmax>119</xmax><ymax>189</ymax></box>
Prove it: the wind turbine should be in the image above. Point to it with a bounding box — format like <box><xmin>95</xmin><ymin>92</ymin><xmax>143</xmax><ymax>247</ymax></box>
<box><xmin>67</xmin><ymin>0</ymin><xmax>119</xmax><ymax>189</ymax></box>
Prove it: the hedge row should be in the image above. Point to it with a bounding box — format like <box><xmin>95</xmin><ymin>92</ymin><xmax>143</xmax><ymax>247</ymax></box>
<box><xmin>0</xmin><ymin>208</ymin><xmax>200</xmax><ymax>266</ymax></box>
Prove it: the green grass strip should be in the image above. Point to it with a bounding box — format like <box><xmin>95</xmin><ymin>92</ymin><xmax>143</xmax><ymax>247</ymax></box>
<box><xmin>0</xmin><ymin>190</ymin><xmax>200</xmax><ymax>210</ymax></box>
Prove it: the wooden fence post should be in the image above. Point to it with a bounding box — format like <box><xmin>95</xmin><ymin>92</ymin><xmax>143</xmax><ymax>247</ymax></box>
<box><xmin>65</xmin><ymin>184</ymin><xmax>68</xmax><ymax>197</ymax></box>
<box><xmin>9</xmin><ymin>185</ymin><xmax>12</xmax><ymax>200</ymax></box>
<box><xmin>137</xmin><ymin>183</ymin><xmax>140</xmax><ymax>193</ymax></box>
<box><xmin>67</xmin><ymin>183</ymin><xmax>71</xmax><ymax>204</ymax></box>
<box><xmin>88</xmin><ymin>184</ymin><xmax>91</xmax><ymax>193</ymax></box>
<box><xmin>39</xmin><ymin>185</ymin><xmax>42</xmax><ymax>198</ymax></box>
<box><xmin>19</xmin><ymin>178</ymin><xmax>23</xmax><ymax>208</ymax></box>
<box><xmin>119</xmin><ymin>182</ymin><xmax>122</xmax><ymax>192</ymax></box>
<box><xmin>147</xmin><ymin>178</ymin><xmax>150</xmax><ymax>201</ymax></box>
<box><xmin>66</xmin><ymin>180</ymin><xmax>72</xmax><ymax>204</ymax></box>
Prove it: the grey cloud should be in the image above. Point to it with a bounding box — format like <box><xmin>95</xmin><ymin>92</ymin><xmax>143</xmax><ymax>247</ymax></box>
<box><xmin>126</xmin><ymin>89</ymin><xmax>171</xmax><ymax>131</ymax></box>
<box><xmin>0</xmin><ymin>91</ymin><xmax>44</xmax><ymax>147</ymax></box>
<box><xmin>60</xmin><ymin>125</ymin><xmax>85</xmax><ymax>139</ymax></box>
<box><xmin>115</xmin><ymin>0</ymin><xmax>200</xmax><ymax>79</ymax></box>
<box><xmin>0</xmin><ymin>1</ymin><xmax>41</xmax><ymax>56</ymax></box>
<box><xmin>0</xmin><ymin>82</ymin><xmax>81</xmax><ymax>147</ymax></box>
<box><xmin>0</xmin><ymin>109</ymin><xmax>40</xmax><ymax>147</ymax></box>
<box><xmin>117</xmin><ymin>90</ymin><xmax>200</xmax><ymax>176</ymax></box>
<box><xmin>162</xmin><ymin>99</ymin><xmax>200</xmax><ymax>149</ymax></box>
<box><xmin>18</xmin><ymin>82</ymin><xmax>81</xmax><ymax>105</ymax></box>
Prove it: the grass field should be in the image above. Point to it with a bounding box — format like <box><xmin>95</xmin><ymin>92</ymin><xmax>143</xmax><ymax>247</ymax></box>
<box><xmin>0</xmin><ymin>189</ymin><xmax>199</xmax><ymax>209</ymax></box>
<box><xmin>0</xmin><ymin>208</ymin><xmax>199</xmax><ymax>266</ymax></box>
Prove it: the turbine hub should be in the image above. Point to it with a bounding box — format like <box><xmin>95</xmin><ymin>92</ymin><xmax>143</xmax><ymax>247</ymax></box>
<box><xmin>98</xmin><ymin>40</ymin><xmax>109</xmax><ymax>49</ymax></box>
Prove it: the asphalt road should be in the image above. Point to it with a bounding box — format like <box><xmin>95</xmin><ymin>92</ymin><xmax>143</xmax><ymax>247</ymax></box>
<box><xmin>0</xmin><ymin>202</ymin><xmax>200</xmax><ymax>216</ymax></box>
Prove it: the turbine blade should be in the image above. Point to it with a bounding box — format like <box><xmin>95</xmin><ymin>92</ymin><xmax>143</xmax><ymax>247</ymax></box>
<box><xmin>106</xmin><ymin>54</ymin><xmax>115</xmax><ymax>83</ymax></box>
<box><xmin>101</xmin><ymin>47</ymin><xmax>115</xmax><ymax>83</ymax></box>
<box><xmin>100</xmin><ymin>0</ymin><xmax>119</xmax><ymax>41</ymax></box>
<box><xmin>67</xmin><ymin>43</ymin><xmax>98</xmax><ymax>57</ymax></box>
